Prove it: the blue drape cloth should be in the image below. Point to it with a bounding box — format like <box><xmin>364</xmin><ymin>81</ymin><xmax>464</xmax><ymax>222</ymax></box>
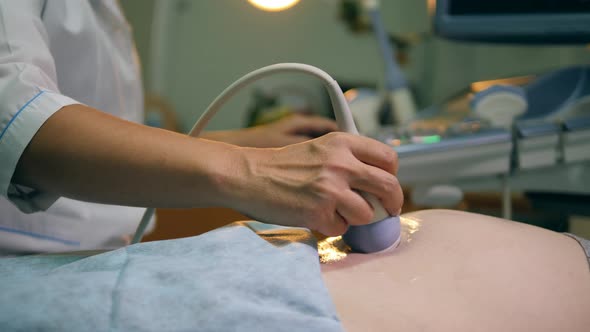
<box><xmin>0</xmin><ymin>221</ymin><xmax>343</xmax><ymax>332</ymax></box>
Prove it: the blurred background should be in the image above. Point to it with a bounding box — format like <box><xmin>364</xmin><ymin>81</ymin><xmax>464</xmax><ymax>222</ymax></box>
<box><xmin>118</xmin><ymin>0</ymin><xmax>590</xmax><ymax>241</ymax></box>
<box><xmin>120</xmin><ymin>0</ymin><xmax>588</xmax><ymax>130</ymax></box>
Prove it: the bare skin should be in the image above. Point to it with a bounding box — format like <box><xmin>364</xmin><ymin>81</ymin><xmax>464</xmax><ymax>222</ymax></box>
<box><xmin>200</xmin><ymin>113</ymin><xmax>339</xmax><ymax>148</ymax></box>
<box><xmin>321</xmin><ymin>210</ymin><xmax>590</xmax><ymax>332</ymax></box>
<box><xmin>13</xmin><ymin>104</ymin><xmax>403</xmax><ymax>236</ymax></box>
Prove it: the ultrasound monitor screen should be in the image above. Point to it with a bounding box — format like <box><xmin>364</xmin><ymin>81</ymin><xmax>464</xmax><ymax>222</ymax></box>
<box><xmin>435</xmin><ymin>0</ymin><xmax>590</xmax><ymax>43</ymax></box>
<box><xmin>449</xmin><ymin>0</ymin><xmax>590</xmax><ymax>15</ymax></box>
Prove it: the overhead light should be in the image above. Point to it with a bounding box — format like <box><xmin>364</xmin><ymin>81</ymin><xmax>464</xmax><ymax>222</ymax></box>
<box><xmin>247</xmin><ymin>0</ymin><xmax>300</xmax><ymax>12</ymax></box>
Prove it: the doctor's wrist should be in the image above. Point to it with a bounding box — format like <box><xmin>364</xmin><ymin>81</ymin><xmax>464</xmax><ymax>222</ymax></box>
<box><xmin>193</xmin><ymin>140</ymin><xmax>253</xmax><ymax>208</ymax></box>
<box><xmin>208</xmin><ymin>146</ymin><xmax>277</xmax><ymax>216</ymax></box>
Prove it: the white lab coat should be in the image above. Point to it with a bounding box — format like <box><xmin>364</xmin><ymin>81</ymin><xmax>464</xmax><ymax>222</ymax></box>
<box><xmin>0</xmin><ymin>0</ymin><xmax>153</xmax><ymax>254</ymax></box>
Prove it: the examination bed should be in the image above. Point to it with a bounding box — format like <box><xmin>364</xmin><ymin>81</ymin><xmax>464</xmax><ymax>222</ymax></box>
<box><xmin>1</xmin><ymin>210</ymin><xmax>588</xmax><ymax>331</ymax></box>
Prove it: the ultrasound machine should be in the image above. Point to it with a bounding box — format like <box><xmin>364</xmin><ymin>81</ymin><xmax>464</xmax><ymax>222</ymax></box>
<box><xmin>348</xmin><ymin>0</ymin><xmax>590</xmax><ymax>219</ymax></box>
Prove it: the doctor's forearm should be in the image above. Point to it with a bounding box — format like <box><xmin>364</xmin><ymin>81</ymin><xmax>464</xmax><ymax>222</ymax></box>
<box><xmin>12</xmin><ymin>104</ymin><xmax>246</xmax><ymax>208</ymax></box>
<box><xmin>12</xmin><ymin>104</ymin><xmax>404</xmax><ymax>235</ymax></box>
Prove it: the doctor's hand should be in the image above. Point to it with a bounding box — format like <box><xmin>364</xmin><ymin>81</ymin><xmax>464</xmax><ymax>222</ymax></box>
<box><xmin>225</xmin><ymin>132</ymin><xmax>404</xmax><ymax>236</ymax></box>
<box><xmin>201</xmin><ymin>113</ymin><xmax>338</xmax><ymax>148</ymax></box>
<box><xmin>14</xmin><ymin>104</ymin><xmax>397</xmax><ymax>238</ymax></box>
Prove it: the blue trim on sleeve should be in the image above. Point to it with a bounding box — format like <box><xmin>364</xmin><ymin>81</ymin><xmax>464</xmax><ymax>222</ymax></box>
<box><xmin>0</xmin><ymin>90</ymin><xmax>45</xmax><ymax>141</ymax></box>
<box><xmin>0</xmin><ymin>225</ymin><xmax>80</xmax><ymax>246</ymax></box>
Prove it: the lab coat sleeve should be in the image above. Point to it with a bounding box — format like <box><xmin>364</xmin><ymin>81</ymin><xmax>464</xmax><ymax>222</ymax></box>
<box><xmin>0</xmin><ymin>1</ymin><xmax>80</xmax><ymax>213</ymax></box>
